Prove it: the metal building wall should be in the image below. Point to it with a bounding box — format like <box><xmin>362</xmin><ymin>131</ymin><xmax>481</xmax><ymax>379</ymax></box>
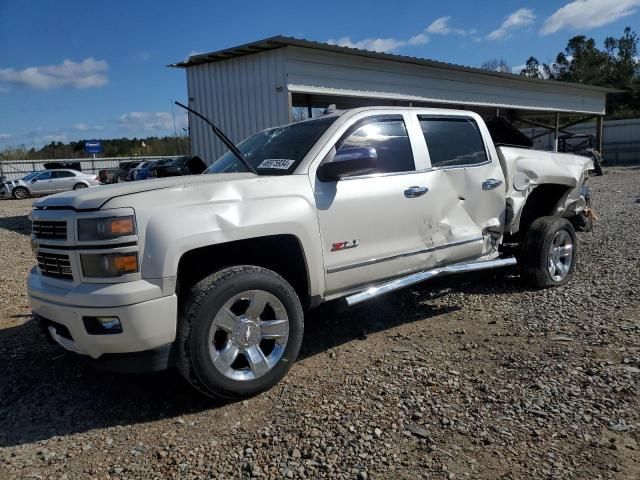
<box><xmin>284</xmin><ymin>46</ymin><xmax>607</xmax><ymax>115</ymax></box>
<box><xmin>524</xmin><ymin>118</ymin><xmax>640</xmax><ymax>165</ymax></box>
<box><xmin>186</xmin><ymin>49</ymin><xmax>290</xmax><ymax>163</ymax></box>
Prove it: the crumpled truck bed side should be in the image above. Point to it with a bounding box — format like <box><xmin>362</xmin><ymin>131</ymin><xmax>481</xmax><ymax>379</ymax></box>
<box><xmin>496</xmin><ymin>146</ymin><xmax>593</xmax><ymax>235</ymax></box>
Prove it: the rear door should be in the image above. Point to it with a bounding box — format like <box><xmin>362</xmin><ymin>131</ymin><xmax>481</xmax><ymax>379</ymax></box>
<box><xmin>51</xmin><ymin>170</ymin><xmax>77</xmax><ymax>191</ymax></box>
<box><xmin>417</xmin><ymin>114</ymin><xmax>506</xmax><ymax>256</ymax></box>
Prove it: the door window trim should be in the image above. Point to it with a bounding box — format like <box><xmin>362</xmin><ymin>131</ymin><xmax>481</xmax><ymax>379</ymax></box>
<box><xmin>417</xmin><ymin>115</ymin><xmax>492</xmax><ymax>170</ymax></box>
<box><xmin>328</xmin><ymin>114</ymin><xmax>417</xmax><ymax>180</ymax></box>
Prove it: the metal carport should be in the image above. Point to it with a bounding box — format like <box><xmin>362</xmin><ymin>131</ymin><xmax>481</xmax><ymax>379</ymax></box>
<box><xmin>172</xmin><ymin>36</ymin><xmax>615</xmax><ymax>162</ymax></box>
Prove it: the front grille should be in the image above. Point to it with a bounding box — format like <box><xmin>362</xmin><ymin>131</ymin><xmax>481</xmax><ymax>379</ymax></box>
<box><xmin>32</xmin><ymin>220</ymin><xmax>67</xmax><ymax>240</ymax></box>
<box><xmin>36</xmin><ymin>252</ymin><xmax>73</xmax><ymax>280</ymax></box>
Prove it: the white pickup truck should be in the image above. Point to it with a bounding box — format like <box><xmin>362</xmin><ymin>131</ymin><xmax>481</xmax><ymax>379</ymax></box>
<box><xmin>28</xmin><ymin>107</ymin><xmax>593</xmax><ymax>399</ymax></box>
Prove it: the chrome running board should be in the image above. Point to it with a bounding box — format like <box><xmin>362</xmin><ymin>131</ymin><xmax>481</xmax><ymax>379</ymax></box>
<box><xmin>344</xmin><ymin>257</ymin><xmax>518</xmax><ymax>307</ymax></box>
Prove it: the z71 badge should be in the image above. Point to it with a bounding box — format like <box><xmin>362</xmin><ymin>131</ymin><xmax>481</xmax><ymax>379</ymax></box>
<box><xmin>331</xmin><ymin>239</ymin><xmax>359</xmax><ymax>252</ymax></box>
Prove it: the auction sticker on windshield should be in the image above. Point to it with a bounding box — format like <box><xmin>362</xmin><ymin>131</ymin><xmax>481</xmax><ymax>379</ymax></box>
<box><xmin>257</xmin><ymin>159</ymin><xmax>295</xmax><ymax>170</ymax></box>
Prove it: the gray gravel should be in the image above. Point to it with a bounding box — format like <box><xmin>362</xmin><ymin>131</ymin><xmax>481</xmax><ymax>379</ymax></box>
<box><xmin>1</xmin><ymin>167</ymin><xmax>639</xmax><ymax>479</ymax></box>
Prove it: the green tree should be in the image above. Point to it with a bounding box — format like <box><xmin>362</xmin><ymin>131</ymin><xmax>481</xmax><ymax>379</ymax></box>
<box><xmin>524</xmin><ymin>27</ymin><xmax>640</xmax><ymax>117</ymax></box>
<box><xmin>520</xmin><ymin>57</ymin><xmax>543</xmax><ymax>79</ymax></box>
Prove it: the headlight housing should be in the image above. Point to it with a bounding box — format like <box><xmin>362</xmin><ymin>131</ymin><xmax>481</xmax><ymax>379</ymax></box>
<box><xmin>78</xmin><ymin>216</ymin><xmax>135</xmax><ymax>241</ymax></box>
<box><xmin>81</xmin><ymin>252</ymin><xmax>139</xmax><ymax>277</ymax></box>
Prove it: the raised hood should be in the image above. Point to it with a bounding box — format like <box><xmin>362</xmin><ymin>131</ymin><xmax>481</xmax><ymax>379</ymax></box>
<box><xmin>33</xmin><ymin>173</ymin><xmax>256</xmax><ymax>210</ymax></box>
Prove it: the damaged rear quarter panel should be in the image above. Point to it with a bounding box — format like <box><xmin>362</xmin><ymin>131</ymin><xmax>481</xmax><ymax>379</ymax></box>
<box><xmin>497</xmin><ymin>146</ymin><xmax>592</xmax><ymax>234</ymax></box>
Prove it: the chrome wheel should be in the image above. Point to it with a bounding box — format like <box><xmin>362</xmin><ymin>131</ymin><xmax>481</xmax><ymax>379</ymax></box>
<box><xmin>13</xmin><ymin>187</ymin><xmax>28</xmax><ymax>199</ymax></box>
<box><xmin>548</xmin><ymin>230</ymin><xmax>573</xmax><ymax>282</ymax></box>
<box><xmin>208</xmin><ymin>289</ymin><xmax>289</xmax><ymax>381</ymax></box>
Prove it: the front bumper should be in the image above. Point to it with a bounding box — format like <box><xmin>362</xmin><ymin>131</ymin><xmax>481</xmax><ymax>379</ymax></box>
<box><xmin>28</xmin><ymin>270</ymin><xmax>178</xmax><ymax>361</ymax></box>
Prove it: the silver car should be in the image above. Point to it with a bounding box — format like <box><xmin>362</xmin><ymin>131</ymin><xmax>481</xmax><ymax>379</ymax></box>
<box><xmin>0</xmin><ymin>169</ymin><xmax>100</xmax><ymax>199</ymax></box>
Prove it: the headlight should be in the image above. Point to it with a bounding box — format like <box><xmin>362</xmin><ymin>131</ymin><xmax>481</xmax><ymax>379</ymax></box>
<box><xmin>81</xmin><ymin>252</ymin><xmax>139</xmax><ymax>277</ymax></box>
<box><xmin>78</xmin><ymin>216</ymin><xmax>135</xmax><ymax>241</ymax></box>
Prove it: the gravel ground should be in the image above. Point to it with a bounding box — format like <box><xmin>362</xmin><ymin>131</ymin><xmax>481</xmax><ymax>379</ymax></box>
<box><xmin>0</xmin><ymin>168</ymin><xmax>638</xmax><ymax>479</ymax></box>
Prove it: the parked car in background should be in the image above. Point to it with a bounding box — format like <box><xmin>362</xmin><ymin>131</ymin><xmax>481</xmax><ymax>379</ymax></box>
<box><xmin>0</xmin><ymin>169</ymin><xmax>99</xmax><ymax>199</ymax></box>
<box><xmin>128</xmin><ymin>162</ymin><xmax>153</xmax><ymax>181</ymax></box>
<box><xmin>115</xmin><ymin>161</ymin><xmax>141</xmax><ymax>183</ymax></box>
<box><xmin>98</xmin><ymin>168</ymin><xmax>119</xmax><ymax>184</ymax></box>
<box><xmin>132</xmin><ymin>159</ymin><xmax>172</xmax><ymax>180</ymax></box>
<box><xmin>43</xmin><ymin>161</ymin><xmax>82</xmax><ymax>172</ymax></box>
<box><xmin>155</xmin><ymin>156</ymin><xmax>206</xmax><ymax>177</ymax></box>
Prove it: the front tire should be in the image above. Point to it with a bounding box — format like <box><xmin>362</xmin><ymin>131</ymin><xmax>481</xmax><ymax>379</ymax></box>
<box><xmin>520</xmin><ymin>216</ymin><xmax>577</xmax><ymax>288</ymax></box>
<box><xmin>12</xmin><ymin>186</ymin><xmax>29</xmax><ymax>199</ymax></box>
<box><xmin>177</xmin><ymin>266</ymin><xmax>304</xmax><ymax>400</ymax></box>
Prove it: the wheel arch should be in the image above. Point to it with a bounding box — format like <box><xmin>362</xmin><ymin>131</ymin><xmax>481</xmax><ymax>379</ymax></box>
<box><xmin>176</xmin><ymin>234</ymin><xmax>313</xmax><ymax>308</ymax></box>
<box><xmin>509</xmin><ymin>183</ymin><xmax>572</xmax><ymax>237</ymax></box>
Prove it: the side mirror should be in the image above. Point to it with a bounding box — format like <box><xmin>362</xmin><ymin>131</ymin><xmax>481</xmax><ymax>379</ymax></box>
<box><xmin>317</xmin><ymin>147</ymin><xmax>378</xmax><ymax>181</ymax></box>
<box><xmin>31</xmin><ymin>179</ymin><xmax>37</xmax><ymax>183</ymax></box>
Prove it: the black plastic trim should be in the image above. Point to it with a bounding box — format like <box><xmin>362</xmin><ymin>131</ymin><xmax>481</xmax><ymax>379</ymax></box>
<box><xmin>36</xmin><ymin>241</ymin><xmax>138</xmax><ymax>251</ymax></box>
<box><xmin>92</xmin><ymin>344</ymin><xmax>175</xmax><ymax>373</ymax></box>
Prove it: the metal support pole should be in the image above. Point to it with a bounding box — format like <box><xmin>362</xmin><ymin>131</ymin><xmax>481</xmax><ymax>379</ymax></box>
<box><xmin>553</xmin><ymin>112</ymin><xmax>560</xmax><ymax>152</ymax></box>
<box><xmin>306</xmin><ymin>94</ymin><xmax>313</xmax><ymax>119</ymax></box>
<box><xmin>595</xmin><ymin>115</ymin><xmax>604</xmax><ymax>154</ymax></box>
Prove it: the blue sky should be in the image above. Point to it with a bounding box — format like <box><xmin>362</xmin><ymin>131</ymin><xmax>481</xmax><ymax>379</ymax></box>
<box><xmin>1</xmin><ymin>0</ymin><xmax>639</xmax><ymax>150</ymax></box>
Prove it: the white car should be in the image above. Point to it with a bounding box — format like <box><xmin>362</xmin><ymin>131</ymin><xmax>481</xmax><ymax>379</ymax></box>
<box><xmin>0</xmin><ymin>169</ymin><xmax>100</xmax><ymax>199</ymax></box>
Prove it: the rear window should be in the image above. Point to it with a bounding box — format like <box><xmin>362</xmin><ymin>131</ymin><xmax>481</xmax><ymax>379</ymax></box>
<box><xmin>419</xmin><ymin>117</ymin><xmax>488</xmax><ymax>168</ymax></box>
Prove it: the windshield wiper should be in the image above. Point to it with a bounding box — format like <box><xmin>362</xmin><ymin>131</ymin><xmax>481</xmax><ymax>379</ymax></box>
<box><xmin>174</xmin><ymin>101</ymin><xmax>258</xmax><ymax>175</ymax></box>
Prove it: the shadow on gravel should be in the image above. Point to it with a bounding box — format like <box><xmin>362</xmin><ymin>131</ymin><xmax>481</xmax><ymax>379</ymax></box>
<box><xmin>0</xmin><ymin>267</ymin><xmax>535</xmax><ymax>447</ymax></box>
<box><xmin>0</xmin><ymin>215</ymin><xmax>31</xmax><ymax>236</ymax></box>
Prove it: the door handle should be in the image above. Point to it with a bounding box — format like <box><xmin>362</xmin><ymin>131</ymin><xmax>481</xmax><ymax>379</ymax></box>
<box><xmin>482</xmin><ymin>178</ymin><xmax>503</xmax><ymax>190</ymax></box>
<box><xmin>404</xmin><ymin>186</ymin><xmax>429</xmax><ymax>198</ymax></box>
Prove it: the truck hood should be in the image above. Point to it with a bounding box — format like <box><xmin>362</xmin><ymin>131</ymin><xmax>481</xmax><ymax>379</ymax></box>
<box><xmin>33</xmin><ymin>173</ymin><xmax>256</xmax><ymax>210</ymax></box>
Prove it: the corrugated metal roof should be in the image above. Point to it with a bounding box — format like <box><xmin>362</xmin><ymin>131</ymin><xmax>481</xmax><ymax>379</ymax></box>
<box><xmin>171</xmin><ymin>35</ymin><xmax>619</xmax><ymax>94</ymax></box>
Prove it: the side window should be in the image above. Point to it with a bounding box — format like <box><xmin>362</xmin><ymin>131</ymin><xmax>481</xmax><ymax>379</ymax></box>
<box><xmin>337</xmin><ymin>117</ymin><xmax>415</xmax><ymax>174</ymax></box>
<box><xmin>419</xmin><ymin>117</ymin><xmax>488</xmax><ymax>168</ymax></box>
<box><xmin>52</xmin><ymin>171</ymin><xmax>75</xmax><ymax>178</ymax></box>
<box><xmin>36</xmin><ymin>171</ymin><xmax>52</xmax><ymax>181</ymax></box>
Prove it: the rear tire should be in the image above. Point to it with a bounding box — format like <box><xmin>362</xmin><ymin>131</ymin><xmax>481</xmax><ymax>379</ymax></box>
<box><xmin>177</xmin><ymin>265</ymin><xmax>304</xmax><ymax>400</ymax></box>
<box><xmin>12</xmin><ymin>186</ymin><xmax>29</xmax><ymax>199</ymax></box>
<box><xmin>73</xmin><ymin>183</ymin><xmax>88</xmax><ymax>190</ymax></box>
<box><xmin>520</xmin><ymin>216</ymin><xmax>577</xmax><ymax>288</ymax></box>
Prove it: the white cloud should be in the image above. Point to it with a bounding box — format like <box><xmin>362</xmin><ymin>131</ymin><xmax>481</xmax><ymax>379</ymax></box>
<box><xmin>0</xmin><ymin>58</ymin><xmax>108</xmax><ymax>90</ymax></box>
<box><xmin>0</xmin><ymin>133</ymin><xmax>12</xmax><ymax>140</ymax></box>
<box><xmin>119</xmin><ymin>111</ymin><xmax>187</xmax><ymax>132</ymax></box>
<box><xmin>328</xmin><ymin>31</ymin><xmax>429</xmax><ymax>53</ymax></box>
<box><xmin>427</xmin><ymin>16</ymin><xmax>469</xmax><ymax>36</ymax></box>
<box><xmin>72</xmin><ymin>123</ymin><xmax>104</xmax><ymax>132</ymax></box>
<box><xmin>488</xmin><ymin>8</ymin><xmax>536</xmax><ymax>40</ymax></box>
<box><xmin>42</xmin><ymin>134</ymin><xmax>68</xmax><ymax>143</ymax></box>
<box><xmin>540</xmin><ymin>0</ymin><xmax>640</xmax><ymax>35</ymax></box>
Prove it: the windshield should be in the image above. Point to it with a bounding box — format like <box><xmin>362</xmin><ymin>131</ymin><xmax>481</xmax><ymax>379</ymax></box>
<box><xmin>205</xmin><ymin>116</ymin><xmax>338</xmax><ymax>175</ymax></box>
<box><xmin>22</xmin><ymin>172</ymin><xmax>40</xmax><ymax>181</ymax></box>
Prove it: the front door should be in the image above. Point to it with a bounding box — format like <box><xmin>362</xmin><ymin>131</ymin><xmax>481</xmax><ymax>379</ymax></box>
<box><xmin>30</xmin><ymin>171</ymin><xmax>55</xmax><ymax>194</ymax></box>
<box><xmin>314</xmin><ymin>114</ymin><xmax>481</xmax><ymax>295</ymax></box>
